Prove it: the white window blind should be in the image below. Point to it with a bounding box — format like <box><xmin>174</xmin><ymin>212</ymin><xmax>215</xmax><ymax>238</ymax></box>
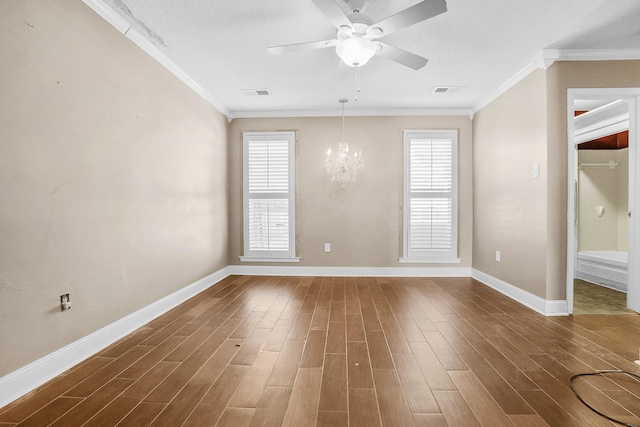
<box><xmin>402</xmin><ymin>130</ymin><xmax>458</xmax><ymax>262</ymax></box>
<box><xmin>242</xmin><ymin>132</ymin><xmax>297</xmax><ymax>261</ymax></box>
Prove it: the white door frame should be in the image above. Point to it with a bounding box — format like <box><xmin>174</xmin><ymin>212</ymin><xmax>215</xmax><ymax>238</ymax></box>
<box><xmin>566</xmin><ymin>88</ymin><xmax>640</xmax><ymax>314</ymax></box>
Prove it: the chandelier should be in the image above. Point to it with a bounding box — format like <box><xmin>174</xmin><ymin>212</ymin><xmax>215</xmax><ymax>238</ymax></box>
<box><xmin>325</xmin><ymin>98</ymin><xmax>364</xmax><ymax>188</ymax></box>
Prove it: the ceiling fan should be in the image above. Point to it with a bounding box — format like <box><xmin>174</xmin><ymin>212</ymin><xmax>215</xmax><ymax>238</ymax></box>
<box><xmin>267</xmin><ymin>0</ymin><xmax>447</xmax><ymax>70</ymax></box>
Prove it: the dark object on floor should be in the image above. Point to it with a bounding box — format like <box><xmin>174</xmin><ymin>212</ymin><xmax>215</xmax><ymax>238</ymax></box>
<box><xmin>570</xmin><ymin>370</ymin><xmax>640</xmax><ymax>427</ymax></box>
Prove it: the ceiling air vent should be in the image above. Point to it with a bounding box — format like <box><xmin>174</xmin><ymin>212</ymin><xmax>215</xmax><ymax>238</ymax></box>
<box><xmin>432</xmin><ymin>86</ymin><xmax>463</xmax><ymax>94</ymax></box>
<box><xmin>242</xmin><ymin>89</ymin><xmax>271</xmax><ymax>96</ymax></box>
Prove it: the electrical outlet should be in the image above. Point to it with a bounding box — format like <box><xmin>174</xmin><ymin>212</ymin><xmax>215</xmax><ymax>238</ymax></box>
<box><xmin>324</xmin><ymin>243</ymin><xmax>331</xmax><ymax>253</ymax></box>
<box><xmin>60</xmin><ymin>294</ymin><xmax>71</xmax><ymax>312</ymax></box>
<box><xmin>495</xmin><ymin>251</ymin><xmax>501</xmax><ymax>262</ymax></box>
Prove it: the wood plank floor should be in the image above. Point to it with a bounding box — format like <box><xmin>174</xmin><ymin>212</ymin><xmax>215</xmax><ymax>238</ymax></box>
<box><xmin>2</xmin><ymin>275</ymin><xmax>640</xmax><ymax>426</ymax></box>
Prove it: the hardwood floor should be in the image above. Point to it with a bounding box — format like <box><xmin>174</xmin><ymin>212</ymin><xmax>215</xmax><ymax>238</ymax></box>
<box><xmin>2</xmin><ymin>275</ymin><xmax>640</xmax><ymax>426</ymax></box>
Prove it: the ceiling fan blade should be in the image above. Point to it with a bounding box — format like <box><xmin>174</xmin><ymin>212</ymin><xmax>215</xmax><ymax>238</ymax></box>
<box><xmin>268</xmin><ymin>39</ymin><xmax>339</xmax><ymax>55</ymax></box>
<box><xmin>372</xmin><ymin>0</ymin><xmax>447</xmax><ymax>37</ymax></box>
<box><xmin>376</xmin><ymin>42</ymin><xmax>428</xmax><ymax>70</ymax></box>
<box><xmin>311</xmin><ymin>0</ymin><xmax>353</xmax><ymax>30</ymax></box>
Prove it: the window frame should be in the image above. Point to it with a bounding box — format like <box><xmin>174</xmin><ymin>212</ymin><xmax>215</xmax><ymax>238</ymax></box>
<box><xmin>240</xmin><ymin>131</ymin><xmax>299</xmax><ymax>262</ymax></box>
<box><xmin>400</xmin><ymin>129</ymin><xmax>460</xmax><ymax>263</ymax></box>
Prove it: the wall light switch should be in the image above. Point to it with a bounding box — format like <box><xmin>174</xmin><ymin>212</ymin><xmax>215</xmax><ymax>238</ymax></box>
<box><xmin>533</xmin><ymin>164</ymin><xmax>540</xmax><ymax>178</ymax></box>
<box><xmin>60</xmin><ymin>293</ymin><xmax>71</xmax><ymax>312</ymax></box>
<box><xmin>495</xmin><ymin>251</ymin><xmax>501</xmax><ymax>262</ymax></box>
<box><xmin>325</xmin><ymin>243</ymin><xmax>331</xmax><ymax>253</ymax></box>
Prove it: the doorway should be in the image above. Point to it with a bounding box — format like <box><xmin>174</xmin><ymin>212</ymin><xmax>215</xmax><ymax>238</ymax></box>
<box><xmin>566</xmin><ymin>89</ymin><xmax>640</xmax><ymax>314</ymax></box>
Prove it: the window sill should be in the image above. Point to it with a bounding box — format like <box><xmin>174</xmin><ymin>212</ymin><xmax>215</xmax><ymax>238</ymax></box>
<box><xmin>398</xmin><ymin>257</ymin><xmax>461</xmax><ymax>264</ymax></box>
<box><xmin>239</xmin><ymin>257</ymin><xmax>301</xmax><ymax>263</ymax></box>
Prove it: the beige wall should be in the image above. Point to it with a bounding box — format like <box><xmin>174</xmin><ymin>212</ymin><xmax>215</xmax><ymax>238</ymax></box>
<box><xmin>472</xmin><ymin>69</ymin><xmax>548</xmax><ymax>297</ymax></box>
<box><xmin>228</xmin><ymin>115</ymin><xmax>473</xmax><ymax>267</ymax></box>
<box><xmin>5</xmin><ymin>0</ymin><xmax>638</xmax><ymax>386</ymax></box>
<box><xmin>0</xmin><ymin>0</ymin><xmax>229</xmax><ymax>376</ymax></box>
<box><xmin>473</xmin><ymin>61</ymin><xmax>640</xmax><ymax>300</ymax></box>
<box><xmin>577</xmin><ymin>149</ymin><xmax>629</xmax><ymax>251</ymax></box>
<box><xmin>546</xmin><ymin>60</ymin><xmax>640</xmax><ymax>298</ymax></box>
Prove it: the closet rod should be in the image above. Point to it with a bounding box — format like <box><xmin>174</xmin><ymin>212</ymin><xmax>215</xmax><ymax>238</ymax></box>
<box><xmin>578</xmin><ymin>160</ymin><xmax>619</xmax><ymax>169</ymax></box>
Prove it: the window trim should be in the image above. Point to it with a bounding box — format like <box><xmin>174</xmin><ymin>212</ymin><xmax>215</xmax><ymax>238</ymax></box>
<box><xmin>241</xmin><ymin>131</ymin><xmax>299</xmax><ymax>262</ymax></box>
<box><xmin>400</xmin><ymin>129</ymin><xmax>460</xmax><ymax>263</ymax></box>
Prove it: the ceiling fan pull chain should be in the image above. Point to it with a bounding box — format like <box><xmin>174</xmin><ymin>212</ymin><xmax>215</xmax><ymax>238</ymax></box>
<box><xmin>355</xmin><ymin>67</ymin><xmax>361</xmax><ymax>101</ymax></box>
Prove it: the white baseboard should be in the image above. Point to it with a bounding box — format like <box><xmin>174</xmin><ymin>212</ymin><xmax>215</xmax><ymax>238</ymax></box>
<box><xmin>0</xmin><ymin>267</ymin><xmax>230</xmax><ymax>409</ymax></box>
<box><xmin>1</xmin><ymin>264</ymin><xmax>566</xmax><ymax>409</ymax></box>
<box><xmin>576</xmin><ymin>271</ymin><xmax>627</xmax><ymax>293</ymax></box>
<box><xmin>471</xmin><ymin>269</ymin><xmax>569</xmax><ymax>316</ymax></box>
<box><xmin>227</xmin><ymin>265</ymin><xmax>472</xmax><ymax>277</ymax></box>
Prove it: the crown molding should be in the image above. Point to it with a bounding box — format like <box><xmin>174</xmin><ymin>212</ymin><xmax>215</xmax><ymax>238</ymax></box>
<box><xmin>82</xmin><ymin>0</ymin><xmax>230</xmax><ymax>118</ymax></box>
<box><xmin>82</xmin><ymin>0</ymin><xmax>470</xmax><ymax>122</ymax></box>
<box><xmin>75</xmin><ymin>5</ymin><xmax>640</xmax><ymax>122</ymax></box>
<box><xmin>81</xmin><ymin>0</ymin><xmax>130</xmax><ymax>33</ymax></box>
<box><xmin>228</xmin><ymin>108</ymin><xmax>473</xmax><ymax>120</ymax></box>
<box><xmin>543</xmin><ymin>47</ymin><xmax>640</xmax><ymax>62</ymax></box>
<box><xmin>472</xmin><ymin>47</ymin><xmax>640</xmax><ymax>116</ymax></box>
<box><xmin>471</xmin><ymin>57</ymin><xmax>546</xmax><ymax>115</ymax></box>
<box><xmin>574</xmin><ymin>99</ymin><xmax>629</xmax><ymax>144</ymax></box>
<box><xmin>123</xmin><ymin>29</ymin><xmax>230</xmax><ymax>117</ymax></box>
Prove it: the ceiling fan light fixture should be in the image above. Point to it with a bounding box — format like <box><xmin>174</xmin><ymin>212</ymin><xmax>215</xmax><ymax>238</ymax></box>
<box><xmin>336</xmin><ymin>37</ymin><xmax>379</xmax><ymax>67</ymax></box>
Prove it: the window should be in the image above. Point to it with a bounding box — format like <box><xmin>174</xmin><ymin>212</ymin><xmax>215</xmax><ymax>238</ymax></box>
<box><xmin>241</xmin><ymin>131</ymin><xmax>298</xmax><ymax>262</ymax></box>
<box><xmin>401</xmin><ymin>130</ymin><xmax>459</xmax><ymax>263</ymax></box>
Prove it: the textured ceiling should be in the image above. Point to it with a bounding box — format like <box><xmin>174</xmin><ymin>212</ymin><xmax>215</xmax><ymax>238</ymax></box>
<box><xmin>97</xmin><ymin>0</ymin><xmax>640</xmax><ymax>117</ymax></box>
